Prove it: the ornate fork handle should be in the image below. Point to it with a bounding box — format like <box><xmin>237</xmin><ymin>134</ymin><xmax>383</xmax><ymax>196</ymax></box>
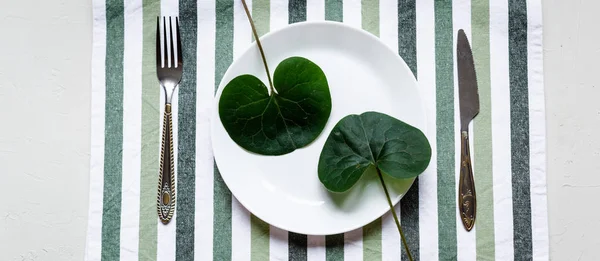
<box><xmin>158</xmin><ymin>103</ymin><xmax>176</xmax><ymax>224</ymax></box>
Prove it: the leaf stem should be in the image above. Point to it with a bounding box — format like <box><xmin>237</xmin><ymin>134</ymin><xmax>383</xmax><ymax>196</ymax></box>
<box><xmin>376</xmin><ymin>167</ymin><xmax>414</xmax><ymax>261</ymax></box>
<box><xmin>240</xmin><ymin>0</ymin><xmax>275</xmax><ymax>94</ymax></box>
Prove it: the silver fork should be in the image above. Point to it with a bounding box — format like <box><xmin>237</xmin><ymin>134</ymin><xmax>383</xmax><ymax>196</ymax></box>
<box><xmin>156</xmin><ymin>16</ymin><xmax>182</xmax><ymax>224</ymax></box>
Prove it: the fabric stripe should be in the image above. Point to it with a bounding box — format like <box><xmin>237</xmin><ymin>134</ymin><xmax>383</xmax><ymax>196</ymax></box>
<box><xmin>361</xmin><ymin>1</ymin><xmax>380</xmax><ymax>260</ymax></box>
<box><xmin>270</xmin><ymin>227</ymin><xmax>288</xmax><ymax>261</ymax></box>
<box><xmin>380</xmin><ymin>2</ymin><xmax>401</xmax><ymax>260</ymax></box>
<box><xmin>508</xmin><ymin>0</ymin><xmax>533</xmax><ymax>260</ymax></box>
<box><xmin>290</xmin><ymin>232</ymin><xmax>308</xmax><ymax>261</ymax></box>
<box><xmin>415</xmin><ymin>0</ymin><xmax>439</xmax><ymax>259</ymax></box>
<box><xmin>195</xmin><ymin>1</ymin><xmax>217</xmax><ymax>260</ymax></box>
<box><xmin>289</xmin><ymin>0</ymin><xmax>307</xmax><ymax>23</ymax></box>
<box><xmin>232</xmin><ymin>1</ymin><xmax>253</xmax><ymax>260</ymax></box>
<box><xmin>266</xmin><ymin>2</ymin><xmax>289</xmax><ymax>261</ymax></box>
<box><xmin>337</xmin><ymin>1</ymin><xmax>362</xmax><ymax>260</ymax></box>
<box><xmin>286</xmin><ymin>1</ymin><xmax>309</xmax><ymax>260</ymax></box>
<box><xmin>231</xmin><ymin>1</ymin><xmax>252</xmax><ymax>260</ymax></box>
<box><xmin>325</xmin><ymin>0</ymin><xmax>342</xmax><ymax>21</ymax></box>
<box><xmin>175</xmin><ymin>0</ymin><xmax>197</xmax><ymax>259</ymax></box>
<box><xmin>306</xmin><ymin>7</ymin><xmax>325</xmax><ymax>261</ymax></box>
<box><xmin>381</xmin><ymin>205</ymin><xmax>401</xmax><ymax>260</ymax></box>
<box><xmin>398</xmin><ymin>0</ymin><xmax>417</xmax><ymax>75</ymax></box>
<box><xmin>86</xmin><ymin>0</ymin><xmax>107</xmax><ymax>259</ymax></box>
<box><xmin>453</xmin><ymin>1</ymin><xmax>476</xmax><ymax>260</ymax></box>
<box><xmin>434</xmin><ymin>0</ymin><xmax>457</xmax><ymax>260</ymax></box>
<box><xmin>397</xmin><ymin>0</ymin><xmax>420</xmax><ymax>260</ymax></box>
<box><xmin>138</xmin><ymin>0</ymin><xmax>160</xmax><ymax>260</ymax></box>
<box><xmin>344</xmin><ymin>229</ymin><xmax>362</xmax><ymax>261</ymax></box>
<box><xmin>361</xmin><ymin>0</ymin><xmax>378</xmax><ymax>36</ymax></box>
<box><xmin>343</xmin><ymin>0</ymin><xmax>360</xmax><ymax>27</ymax></box>
<box><xmin>213</xmin><ymin>166</ymin><xmax>232</xmax><ymax>260</ymax></box>
<box><xmin>404</xmin><ymin>81</ymin><xmax>421</xmax><ymax>261</ymax></box>
<box><xmin>307</xmin><ymin>0</ymin><xmax>325</xmax><ymax>21</ymax></box>
<box><xmin>249</xmin><ymin>3</ymin><xmax>271</xmax><ymax>259</ymax></box>
<box><xmin>489</xmin><ymin>0</ymin><xmax>514</xmax><ymax>259</ymax></box>
<box><xmin>253</xmin><ymin>0</ymin><xmax>270</xmax><ymax>37</ymax></box>
<box><xmin>526</xmin><ymin>0</ymin><xmax>549</xmax><ymax>260</ymax></box>
<box><xmin>120</xmin><ymin>0</ymin><xmax>143</xmax><ymax>259</ymax></box>
<box><xmin>379</xmin><ymin>0</ymin><xmax>398</xmax><ymax>51</ymax></box>
<box><xmin>400</xmin><ymin>183</ymin><xmax>419</xmax><ymax>261</ymax></box>
<box><xmin>214</xmin><ymin>0</ymin><xmax>234</xmax><ymax>260</ymax></box>
<box><xmin>471</xmin><ymin>0</ymin><xmax>496</xmax><ymax>259</ymax></box>
<box><xmin>100</xmin><ymin>0</ymin><xmax>124</xmax><ymax>259</ymax></box>
<box><xmin>322</xmin><ymin>2</ymin><xmax>344</xmax><ymax>260</ymax></box>
<box><xmin>307</xmin><ymin>236</ymin><xmax>326</xmax><ymax>261</ymax></box>
<box><xmin>271</xmin><ymin>0</ymin><xmax>288</xmax><ymax>32</ymax></box>
<box><xmin>363</xmin><ymin>220</ymin><xmax>382</xmax><ymax>261</ymax></box>
<box><xmin>251</xmin><ymin>215</ymin><xmax>270</xmax><ymax>260</ymax></box>
<box><xmin>325</xmin><ymin>234</ymin><xmax>344</xmax><ymax>261</ymax></box>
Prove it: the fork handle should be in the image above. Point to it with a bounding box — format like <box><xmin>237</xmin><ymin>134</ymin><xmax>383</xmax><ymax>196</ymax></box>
<box><xmin>459</xmin><ymin>131</ymin><xmax>476</xmax><ymax>231</ymax></box>
<box><xmin>158</xmin><ymin>103</ymin><xmax>175</xmax><ymax>224</ymax></box>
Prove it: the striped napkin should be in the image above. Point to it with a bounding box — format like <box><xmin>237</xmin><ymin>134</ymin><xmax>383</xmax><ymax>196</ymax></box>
<box><xmin>85</xmin><ymin>0</ymin><xmax>548</xmax><ymax>260</ymax></box>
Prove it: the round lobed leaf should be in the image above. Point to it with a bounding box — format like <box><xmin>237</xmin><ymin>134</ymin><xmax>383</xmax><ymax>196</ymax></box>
<box><xmin>219</xmin><ymin>56</ymin><xmax>332</xmax><ymax>155</ymax></box>
<box><xmin>318</xmin><ymin>112</ymin><xmax>432</xmax><ymax>192</ymax></box>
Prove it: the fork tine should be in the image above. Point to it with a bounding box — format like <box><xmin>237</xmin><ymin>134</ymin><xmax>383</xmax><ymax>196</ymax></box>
<box><xmin>156</xmin><ymin>16</ymin><xmax>161</xmax><ymax>68</ymax></box>
<box><xmin>169</xmin><ymin>17</ymin><xmax>175</xmax><ymax>68</ymax></box>
<box><xmin>176</xmin><ymin>17</ymin><xmax>183</xmax><ymax>67</ymax></box>
<box><xmin>163</xmin><ymin>17</ymin><xmax>169</xmax><ymax>68</ymax></box>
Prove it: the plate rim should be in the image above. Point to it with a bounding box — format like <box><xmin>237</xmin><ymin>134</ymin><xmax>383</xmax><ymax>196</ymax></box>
<box><xmin>210</xmin><ymin>20</ymin><xmax>428</xmax><ymax>235</ymax></box>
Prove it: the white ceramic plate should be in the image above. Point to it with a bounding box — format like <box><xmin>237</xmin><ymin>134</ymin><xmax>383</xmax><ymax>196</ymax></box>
<box><xmin>211</xmin><ymin>21</ymin><xmax>430</xmax><ymax>235</ymax></box>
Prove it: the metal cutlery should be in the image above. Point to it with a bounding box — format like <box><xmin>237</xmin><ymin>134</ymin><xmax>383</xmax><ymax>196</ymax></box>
<box><xmin>156</xmin><ymin>16</ymin><xmax>183</xmax><ymax>224</ymax></box>
<box><xmin>457</xmin><ymin>29</ymin><xmax>479</xmax><ymax>231</ymax></box>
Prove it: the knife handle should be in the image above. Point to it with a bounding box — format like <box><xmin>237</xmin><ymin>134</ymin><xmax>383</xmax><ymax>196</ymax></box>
<box><xmin>459</xmin><ymin>131</ymin><xmax>476</xmax><ymax>231</ymax></box>
<box><xmin>158</xmin><ymin>103</ymin><xmax>176</xmax><ymax>224</ymax></box>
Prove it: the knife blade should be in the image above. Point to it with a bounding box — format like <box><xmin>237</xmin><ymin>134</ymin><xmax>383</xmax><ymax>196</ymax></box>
<box><xmin>457</xmin><ymin>29</ymin><xmax>479</xmax><ymax>231</ymax></box>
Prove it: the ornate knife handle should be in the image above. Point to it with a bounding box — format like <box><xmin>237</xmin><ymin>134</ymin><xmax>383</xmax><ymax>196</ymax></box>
<box><xmin>459</xmin><ymin>131</ymin><xmax>476</xmax><ymax>231</ymax></box>
<box><xmin>158</xmin><ymin>103</ymin><xmax>176</xmax><ymax>224</ymax></box>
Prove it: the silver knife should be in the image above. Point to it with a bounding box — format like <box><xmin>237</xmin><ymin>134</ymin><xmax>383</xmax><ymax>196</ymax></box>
<box><xmin>457</xmin><ymin>29</ymin><xmax>479</xmax><ymax>231</ymax></box>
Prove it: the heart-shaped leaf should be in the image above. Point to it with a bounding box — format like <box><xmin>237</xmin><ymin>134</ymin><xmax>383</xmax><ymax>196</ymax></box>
<box><xmin>318</xmin><ymin>112</ymin><xmax>432</xmax><ymax>193</ymax></box>
<box><xmin>219</xmin><ymin>56</ymin><xmax>332</xmax><ymax>155</ymax></box>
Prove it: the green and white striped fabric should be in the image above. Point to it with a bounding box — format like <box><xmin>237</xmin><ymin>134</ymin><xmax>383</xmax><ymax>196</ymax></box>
<box><xmin>85</xmin><ymin>0</ymin><xmax>548</xmax><ymax>260</ymax></box>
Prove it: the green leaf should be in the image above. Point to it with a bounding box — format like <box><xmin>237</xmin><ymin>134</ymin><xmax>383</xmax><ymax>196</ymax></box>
<box><xmin>318</xmin><ymin>112</ymin><xmax>432</xmax><ymax>193</ymax></box>
<box><xmin>219</xmin><ymin>56</ymin><xmax>332</xmax><ymax>155</ymax></box>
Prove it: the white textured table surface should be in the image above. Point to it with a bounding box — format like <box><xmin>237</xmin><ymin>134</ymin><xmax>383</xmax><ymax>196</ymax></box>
<box><xmin>0</xmin><ymin>0</ymin><xmax>597</xmax><ymax>260</ymax></box>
